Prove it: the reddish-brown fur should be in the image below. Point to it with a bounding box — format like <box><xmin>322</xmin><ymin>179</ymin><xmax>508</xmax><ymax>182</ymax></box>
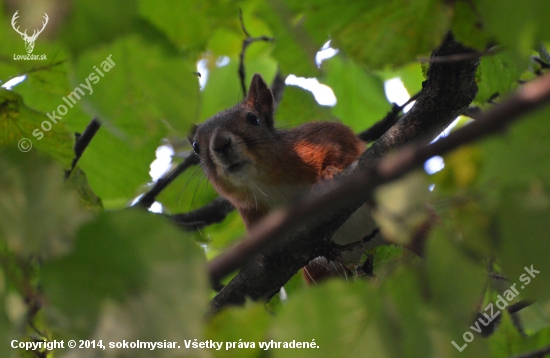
<box><xmin>191</xmin><ymin>74</ymin><xmax>366</xmax><ymax>284</ymax></box>
<box><xmin>191</xmin><ymin>74</ymin><xmax>364</xmax><ymax>230</ymax></box>
<box><xmin>191</xmin><ymin>74</ymin><xmax>434</xmax><ymax>286</ymax></box>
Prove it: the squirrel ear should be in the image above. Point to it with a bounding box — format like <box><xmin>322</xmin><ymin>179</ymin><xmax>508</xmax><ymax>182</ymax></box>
<box><xmin>187</xmin><ymin>124</ymin><xmax>199</xmax><ymax>144</ymax></box>
<box><xmin>246</xmin><ymin>74</ymin><xmax>274</xmax><ymax>127</ymax></box>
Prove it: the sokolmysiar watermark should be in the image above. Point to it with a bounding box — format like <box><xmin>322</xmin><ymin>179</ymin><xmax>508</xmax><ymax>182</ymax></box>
<box><xmin>18</xmin><ymin>54</ymin><xmax>116</xmax><ymax>152</ymax></box>
<box><xmin>452</xmin><ymin>265</ymin><xmax>540</xmax><ymax>352</ymax></box>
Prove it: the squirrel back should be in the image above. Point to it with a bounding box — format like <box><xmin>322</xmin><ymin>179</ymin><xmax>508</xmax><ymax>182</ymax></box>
<box><xmin>190</xmin><ymin>74</ymin><xmax>364</xmax><ymax>229</ymax></box>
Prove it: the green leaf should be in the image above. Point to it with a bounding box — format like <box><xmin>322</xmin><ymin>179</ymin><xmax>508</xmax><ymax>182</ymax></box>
<box><xmin>198</xmin><ymin>54</ymin><xmax>277</xmax><ymax>121</ymax></box>
<box><xmin>426</xmin><ymin>228</ymin><xmax>487</xmax><ymax>325</ymax></box>
<box><xmin>275</xmin><ymin>86</ymin><xmax>334</xmax><ymax>128</ymax></box>
<box><xmin>266</xmin><ymin>271</ymin><xmax>306</xmax><ymax>314</ymax></box>
<box><xmin>451</xmin><ymin>1</ymin><xmax>492</xmax><ymax>50</ymax></box>
<box><xmin>497</xmin><ymin>189</ymin><xmax>550</xmax><ymax>302</ymax></box>
<box><xmin>60</xmin><ymin>0</ymin><xmax>142</xmax><ymax>54</ymax></box>
<box><xmin>66</xmin><ymin>166</ymin><xmax>103</xmax><ymax>211</ymax></box>
<box><xmin>154</xmin><ymin>161</ymin><xmax>217</xmax><ymax>214</ymax></box>
<box><xmin>475</xmin><ymin>50</ymin><xmax>528</xmax><ymax>104</ymax></box>
<box><xmin>377</xmin><ymin>271</ymin><xmax>433</xmax><ymax>357</ymax></box>
<box><xmin>199</xmin><ymin>59</ymin><xmax>246</xmax><ymax>121</ymax></box>
<box><xmin>515</xmin><ymin>303</ymin><xmax>550</xmax><ymax>336</ymax></box>
<box><xmin>291</xmin><ymin>0</ymin><xmax>451</xmax><ymax>69</ymax></box>
<box><xmin>398</xmin><ymin>65</ymin><xmax>424</xmax><ymax>95</ymax></box>
<box><xmin>41</xmin><ymin>210</ymin><xmax>208</xmax><ymax>346</ymax></box>
<box><xmin>322</xmin><ymin>56</ymin><xmax>391</xmax><ymax>132</ymax></box>
<box><xmin>478</xmin><ymin>0</ymin><xmax>550</xmax><ymax>54</ymax></box>
<box><xmin>201</xmin><ymin>211</ymin><xmax>246</xmax><ymax>258</ymax></box>
<box><xmin>77</xmin><ymin>128</ymin><xmax>155</xmax><ymax>208</ymax></box>
<box><xmin>271</xmin><ymin>274</ymin><xmax>440</xmax><ymax>357</ymax></box>
<box><xmin>206</xmin><ymin>303</ymin><xmax>271</xmax><ymax>358</ymax></box>
<box><xmin>373</xmin><ymin>171</ymin><xmax>431</xmax><ymax>246</ymax></box>
<box><xmin>0</xmin><ymin>89</ymin><xmax>74</xmax><ymax>166</ymax></box>
<box><xmin>425</xmin><ymin>229</ymin><xmax>489</xmax><ymax>356</ymax></box>
<box><xmin>489</xmin><ymin>312</ymin><xmax>550</xmax><ymax>357</ymax></box>
<box><xmin>138</xmin><ymin>0</ymin><xmax>239</xmax><ymax>52</ymax></box>
<box><xmin>271</xmin><ymin>281</ymin><xmax>377</xmax><ymax>358</ymax></box>
<box><xmin>0</xmin><ymin>148</ymin><xmax>92</xmax><ymax>259</ymax></box>
<box><xmin>67</xmin><ymin>34</ymin><xmax>200</xmax><ymax>206</ymax></box>
<box><xmin>256</xmin><ymin>1</ymin><xmax>319</xmax><ymax>77</ymax></box>
<box><xmin>73</xmin><ymin>35</ymin><xmax>200</xmax><ymax>140</ymax></box>
<box><xmin>372</xmin><ymin>245</ymin><xmax>418</xmax><ymax>280</ymax></box>
<box><xmin>479</xmin><ymin>107</ymin><xmax>550</xmax><ymax>189</ymax></box>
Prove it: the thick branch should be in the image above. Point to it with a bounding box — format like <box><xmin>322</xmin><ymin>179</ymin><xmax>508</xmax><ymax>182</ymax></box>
<box><xmin>361</xmin><ymin>32</ymin><xmax>480</xmax><ymax>162</ymax></box>
<box><xmin>209</xmin><ymin>48</ymin><xmax>550</xmax><ymax>313</ymax></box>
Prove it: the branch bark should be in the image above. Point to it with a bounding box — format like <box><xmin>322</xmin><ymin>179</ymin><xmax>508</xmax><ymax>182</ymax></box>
<box><xmin>210</xmin><ymin>68</ymin><xmax>550</xmax><ymax>313</ymax></box>
<box><xmin>207</xmin><ymin>34</ymin><xmax>550</xmax><ymax>313</ymax></box>
<box><xmin>360</xmin><ymin>32</ymin><xmax>480</xmax><ymax>162</ymax></box>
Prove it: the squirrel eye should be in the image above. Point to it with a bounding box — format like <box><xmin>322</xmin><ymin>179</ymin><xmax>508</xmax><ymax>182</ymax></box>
<box><xmin>246</xmin><ymin>112</ymin><xmax>260</xmax><ymax>126</ymax></box>
<box><xmin>192</xmin><ymin>142</ymin><xmax>200</xmax><ymax>155</ymax></box>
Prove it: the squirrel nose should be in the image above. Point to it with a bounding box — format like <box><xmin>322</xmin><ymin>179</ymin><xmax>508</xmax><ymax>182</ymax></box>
<box><xmin>211</xmin><ymin>130</ymin><xmax>232</xmax><ymax>153</ymax></box>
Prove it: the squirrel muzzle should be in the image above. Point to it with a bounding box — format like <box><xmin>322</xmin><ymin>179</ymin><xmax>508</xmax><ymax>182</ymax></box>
<box><xmin>210</xmin><ymin>127</ymin><xmax>251</xmax><ymax>175</ymax></box>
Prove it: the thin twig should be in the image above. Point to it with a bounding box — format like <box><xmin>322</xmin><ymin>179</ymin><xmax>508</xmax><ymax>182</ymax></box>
<box><xmin>65</xmin><ymin>117</ymin><xmax>101</xmax><ymax>179</ymax></box>
<box><xmin>418</xmin><ymin>46</ymin><xmax>499</xmax><ymax>63</ymax></box>
<box><xmin>238</xmin><ymin>8</ymin><xmax>274</xmax><ymax>96</ymax></box>
<box><xmin>489</xmin><ymin>272</ymin><xmax>508</xmax><ymax>281</ymax></box>
<box><xmin>135</xmin><ymin>152</ymin><xmax>200</xmax><ymax>209</ymax></box>
<box><xmin>271</xmin><ymin>70</ymin><xmax>286</xmax><ymax>113</ymax></box>
<box><xmin>169</xmin><ymin>197</ymin><xmax>234</xmax><ymax>230</ymax></box>
<box><xmin>508</xmin><ymin>300</ymin><xmax>533</xmax><ymax>315</ymax></box>
<box><xmin>357</xmin><ymin>92</ymin><xmax>420</xmax><ymax>142</ymax></box>
<box><xmin>16</xmin><ymin>60</ymin><xmax>65</xmax><ymax>77</ymax></box>
<box><xmin>509</xmin><ymin>346</ymin><xmax>550</xmax><ymax>358</ymax></box>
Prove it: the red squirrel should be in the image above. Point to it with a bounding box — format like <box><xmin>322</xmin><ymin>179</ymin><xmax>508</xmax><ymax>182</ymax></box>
<box><xmin>190</xmin><ymin>74</ymin><xmax>383</xmax><ymax>282</ymax></box>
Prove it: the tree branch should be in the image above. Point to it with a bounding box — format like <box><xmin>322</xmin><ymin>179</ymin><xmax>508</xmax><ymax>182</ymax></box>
<box><xmin>271</xmin><ymin>70</ymin><xmax>286</xmax><ymax>113</ymax></box>
<box><xmin>417</xmin><ymin>45</ymin><xmax>498</xmax><ymax>64</ymax></box>
<box><xmin>65</xmin><ymin>117</ymin><xmax>101</xmax><ymax>179</ymax></box>
<box><xmin>357</xmin><ymin>91</ymin><xmax>420</xmax><ymax>142</ymax></box>
<box><xmin>134</xmin><ymin>152</ymin><xmax>199</xmax><ymax>209</ymax></box>
<box><xmin>209</xmin><ymin>39</ymin><xmax>550</xmax><ymax>313</ymax></box>
<box><xmin>169</xmin><ymin>197</ymin><xmax>234</xmax><ymax>231</ymax></box>
<box><xmin>360</xmin><ymin>32</ymin><xmax>480</xmax><ymax>162</ymax></box>
<box><xmin>238</xmin><ymin>9</ymin><xmax>275</xmax><ymax>96</ymax></box>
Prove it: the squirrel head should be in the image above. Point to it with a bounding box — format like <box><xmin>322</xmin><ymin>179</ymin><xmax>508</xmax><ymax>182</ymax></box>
<box><xmin>189</xmin><ymin>74</ymin><xmax>278</xmax><ymax>203</ymax></box>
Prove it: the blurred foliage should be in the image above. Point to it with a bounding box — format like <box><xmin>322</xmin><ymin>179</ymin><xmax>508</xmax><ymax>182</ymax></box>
<box><xmin>0</xmin><ymin>0</ymin><xmax>550</xmax><ymax>357</ymax></box>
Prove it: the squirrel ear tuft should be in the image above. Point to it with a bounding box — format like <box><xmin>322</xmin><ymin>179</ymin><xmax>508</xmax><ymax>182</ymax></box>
<box><xmin>187</xmin><ymin>124</ymin><xmax>199</xmax><ymax>144</ymax></box>
<box><xmin>246</xmin><ymin>74</ymin><xmax>274</xmax><ymax>127</ymax></box>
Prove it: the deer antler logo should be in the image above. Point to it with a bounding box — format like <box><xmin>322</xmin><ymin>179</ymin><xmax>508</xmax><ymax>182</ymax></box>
<box><xmin>11</xmin><ymin>11</ymin><xmax>49</xmax><ymax>54</ymax></box>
